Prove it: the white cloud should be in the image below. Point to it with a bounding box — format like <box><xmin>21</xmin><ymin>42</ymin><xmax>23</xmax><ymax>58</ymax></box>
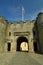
<box><xmin>29</xmin><ymin>9</ymin><xmax>43</xmax><ymax>21</ymax></box>
<box><xmin>7</xmin><ymin>5</ymin><xmax>43</xmax><ymax>21</ymax></box>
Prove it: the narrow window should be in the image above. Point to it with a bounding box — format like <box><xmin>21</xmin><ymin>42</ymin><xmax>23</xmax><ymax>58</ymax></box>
<box><xmin>7</xmin><ymin>43</ymin><xmax>11</xmax><ymax>51</ymax></box>
<box><xmin>9</xmin><ymin>32</ymin><xmax>11</xmax><ymax>36</ymax></box>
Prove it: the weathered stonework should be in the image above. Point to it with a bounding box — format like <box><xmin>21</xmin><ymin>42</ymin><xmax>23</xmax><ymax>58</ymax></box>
<box><xmin>35</xmin><ymin>13</ymin><xmax>43</xmax><ymax>53</ymax></box>
<box><xmin>0</xmin><ymin>12</ymin><xmax>43</xmax><ymax>54</ymax></box>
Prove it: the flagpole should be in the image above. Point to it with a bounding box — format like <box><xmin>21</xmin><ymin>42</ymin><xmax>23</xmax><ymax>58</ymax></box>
<box><xmin>22</xmin><ymin>6</ymin><xmax>24</xmax><ymax>21</ymax></box>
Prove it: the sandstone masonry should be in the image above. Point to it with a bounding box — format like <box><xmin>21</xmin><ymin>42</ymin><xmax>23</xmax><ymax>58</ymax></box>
<box><xmin>0</xmin><ymin>12</ymin><xmax>43</xmax><ymax>54</ymax></box>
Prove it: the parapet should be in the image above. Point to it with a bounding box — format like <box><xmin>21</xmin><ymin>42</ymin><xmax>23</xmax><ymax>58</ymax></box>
<box><xmin>0</xmin><ymin>16</ymin><xmax>35</xmax><ymax>26</ymax></box>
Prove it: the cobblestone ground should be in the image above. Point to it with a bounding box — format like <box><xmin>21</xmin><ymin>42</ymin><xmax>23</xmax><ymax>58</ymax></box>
<box><xmin>0</xmin><ymin>52</ymin><xmax>43</xmax><ymax>65</ymax></box>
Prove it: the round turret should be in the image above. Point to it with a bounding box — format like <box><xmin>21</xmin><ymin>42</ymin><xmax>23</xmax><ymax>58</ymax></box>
<box><xmin>36</xmin><ymin>12</ymin><xmax>43</xmax><ymax>24</ymax></box>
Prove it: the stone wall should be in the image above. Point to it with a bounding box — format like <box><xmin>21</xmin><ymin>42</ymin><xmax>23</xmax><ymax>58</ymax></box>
<box><xmin>1</xmin><ymin>14</ymin><xmax>43</xmax><ymax>53</ymax></box>
<box><xmin>36</xmin><ymin>13</ymin><xmax>43</xmax><ymax>53</ymax></box>
<box><xmin>0</xmin><ymin>17</ymin><xmax>8</xmax><ymax>52</ymax></box>
<box><xmin>4</xmin><ymin>20</ymin><xmax>34</xmax><ymax>52</ymax></box>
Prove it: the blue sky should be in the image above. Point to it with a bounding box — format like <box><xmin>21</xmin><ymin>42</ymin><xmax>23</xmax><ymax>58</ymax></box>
<box><xmin>0</xmin><ymin>0</ymin><xmax>43</xmax><ymax>22</ymax></box>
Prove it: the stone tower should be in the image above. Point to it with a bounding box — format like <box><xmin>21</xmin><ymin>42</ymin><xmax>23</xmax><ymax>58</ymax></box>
<box><xmin>35</xmin><ymin>12</ymin><xmax>43</xmax><ymax>53</ymax></box>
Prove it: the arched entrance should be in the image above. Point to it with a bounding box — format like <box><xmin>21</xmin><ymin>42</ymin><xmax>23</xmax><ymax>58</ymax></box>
<box><xmin>16</xmin><ymin>36</ymin><xmax>28</xmax><ymax>52</ymax></box>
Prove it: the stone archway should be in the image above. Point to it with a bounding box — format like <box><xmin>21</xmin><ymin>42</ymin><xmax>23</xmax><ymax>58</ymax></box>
<box><xmin>16</xmin><ymin>36</ymin><xmax>28</xmax><ymax>52</ymax></box>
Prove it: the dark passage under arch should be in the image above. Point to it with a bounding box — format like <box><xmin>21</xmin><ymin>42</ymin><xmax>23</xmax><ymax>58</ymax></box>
<box><xmin>16</xmin><ymin>36</ymin><xmax>28</xmax><ymax>51</ymax></box>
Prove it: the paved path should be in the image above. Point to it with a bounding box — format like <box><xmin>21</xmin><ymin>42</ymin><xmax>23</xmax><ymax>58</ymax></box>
<box><xmin>0</xmin><ymin>52</ymin><xmax>43</xmax><ymax>65</ymax></box>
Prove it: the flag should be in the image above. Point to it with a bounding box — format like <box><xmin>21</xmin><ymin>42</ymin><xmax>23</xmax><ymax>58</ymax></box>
<box><xmin>22</xmin><ymin>6</ymin><xmax>25</xmax><ymax>13</ymax></box>
<box><xmin>22</xmin><ymin>6</ymin><xmax>25</xmax><ymax>21</ymax></box>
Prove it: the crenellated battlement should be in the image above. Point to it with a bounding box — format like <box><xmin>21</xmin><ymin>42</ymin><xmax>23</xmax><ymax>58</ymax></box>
<box><xmin>0</xmin><ymin>12</ymin><xmax>43</xmax><ymax>53</ymax></box>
